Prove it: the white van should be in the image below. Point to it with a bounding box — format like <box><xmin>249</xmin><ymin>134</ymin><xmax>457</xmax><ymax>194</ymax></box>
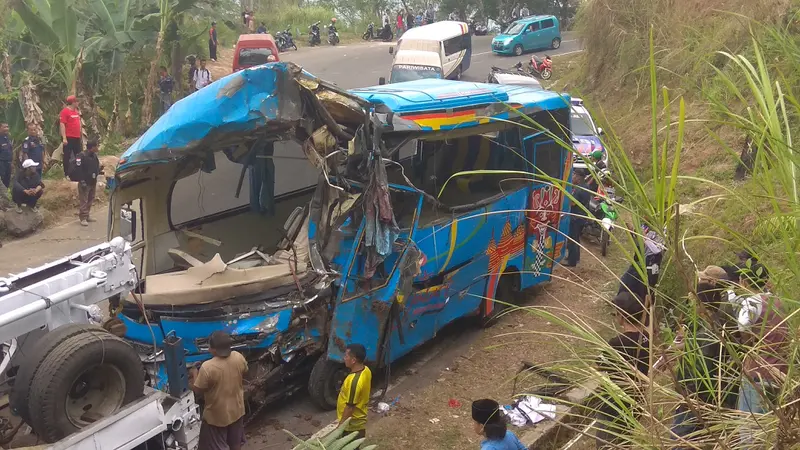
<box><xmin>386</xmin><ymin>21</ymin><xmax>472</xmax><ymax>83</ymax></box>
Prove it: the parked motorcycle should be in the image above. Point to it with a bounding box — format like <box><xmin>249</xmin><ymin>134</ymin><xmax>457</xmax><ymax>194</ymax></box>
<box><xmin>362</xmin><ymin>22</ymin><xmax>394</xmax><ymax>41</ymax></box>
<box><xmin>363</xmin><ymin>22</ymin><xmax>375</xmax><ymax>40</ymax></box>
<box><xmin>276</xmin><ymin>27</ymin><xmax>298</xmax><ymax>51</ymax></box>
<box><xmin>527</xmin><ymin>55</ymin><xmax>553</xmax><ymax>80</ymax></box>
<box><xmin>328</xmin><ymin>22</ymin><xmax>340</xmax><ymax>45</ymax></box>
<box><xmin>471</xmin><ymin>21</ymin><xmax>488</xmax><ymax>36</ymax></box>
<box><xmin>583</xmin><ymin>184</ymin><xmax>622</xmax><ymax>257</ymax></box>
<box><xmin>308</xmin><ymin>21</ymin><xmax>321</xmax><ymax>46</ymax></box>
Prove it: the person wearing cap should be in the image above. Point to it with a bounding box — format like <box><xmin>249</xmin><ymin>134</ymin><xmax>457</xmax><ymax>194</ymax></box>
<box><xmin>209</xmin><ymin>21</ymin><xmax>218</xmax><ymax>62</ymax></box>
<box><xmin>337</xmin><ymin>343</ymin><xmax>372</xmax><ymax>440</ymax></box>
<box><xmin>189</xmin><ymin>331</ymin><xmax>248</xmax><ymax>450</ymax></box>
<box><xmin>73</xmin><ymin>140</ymin><xmax>102</xmax><ymax>226</ymax></box>
<box><xmin>471</xmin><ymin>399</ymin><xmax>526</xmax><ymax>449</ymax></box>
<box><xmin>21</xmin><ymin>123</ymin><xmax>44</xmax><ymax>176</ymax></box>
<box><xmin>0</xmin><ymin>123</ymin><xmax>12</xmax><ymax>189</ymax></box>
<box><xmin>60</xmin><ymin>95</ymin><xmax>82</xmax><ymax>178</ymax></box>
<box><xmin>12</xmin><ymin>159</ymin><xmax>44</xmax><ymax>213</ymax></box>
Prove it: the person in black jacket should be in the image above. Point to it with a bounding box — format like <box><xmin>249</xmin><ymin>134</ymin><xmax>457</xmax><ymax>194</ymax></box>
<box><xmin>0</xmin><ymin>123</ymin><xmax>13</xmax><ymax>189</ymax></box>
<box><xmin>74</xmin><ymin>140</ymin><xmax>102</xmax><ymax>226</ymax></box>
<box><xmin>12</xmin><ymin>159</ymin><xmax>44</xmax><ymax>212</ymax></box>
<box><xmin>566</xmin><ymin>170</ymin><xmax>591</xmax><ymax>267</ymax></box>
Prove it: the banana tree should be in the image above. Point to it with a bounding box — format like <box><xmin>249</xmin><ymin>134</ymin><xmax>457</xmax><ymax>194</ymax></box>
<box><xmin>82</xmin><ymin>0</ymin><xmax>158</xmax><ymax>73</ymax></box>
<box><xmin>141</xmin><ymin>0</ymin><xmax>201</xmax><ymax>128</ymax></box>
<box><xmin>11</xmin><ymin>0</ymin><xmax>87</xmax><ymax>94</ymax></box>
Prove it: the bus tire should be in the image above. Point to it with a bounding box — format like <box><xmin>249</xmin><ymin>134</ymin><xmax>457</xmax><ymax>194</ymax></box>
<box><xmin>551</xmin><ymin>38</ymin><xmax>561</xmax><ymax>49</ymax></box>
<box><xmin>308</xmin><ymin>356</ymin><xmax>349</xmax><ymax>411</ymax></box>
<box><xmin>28</xmin><ymin>330</ymin><xmax>144</xmax><ymax>443</ymax></box>
<box><xmin>10</xmin><ymin>324</ymin><xmax>105</xmax><ymax>425</ymax></box>
<box><xmin>513</xmin><ymin>44</ymin><xmax>523</xmax><ymax>56</ymax></box>
<box><xmin>481</xmin><ymin>271</ymin><xmax>521</xmax><ymax>328</ymax></box>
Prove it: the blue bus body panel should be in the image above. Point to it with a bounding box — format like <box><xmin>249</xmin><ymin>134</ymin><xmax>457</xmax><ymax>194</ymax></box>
<box><xmin>326</xmin><ymin>81</ymin><xmax>574</xmax><ymax>365</ymax></box>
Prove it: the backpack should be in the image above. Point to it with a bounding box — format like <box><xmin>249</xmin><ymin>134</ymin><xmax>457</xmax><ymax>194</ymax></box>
<box><xmin>68</xmin><ymin>153</ymin><xmax>83</xmax><ymax>182</ymax></box>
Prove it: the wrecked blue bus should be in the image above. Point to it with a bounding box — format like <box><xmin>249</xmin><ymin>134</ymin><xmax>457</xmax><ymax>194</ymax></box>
<box><xmin>108</xmin><ymin>63</ymin><xmax>574</xmax><ymax>413</ymax></box>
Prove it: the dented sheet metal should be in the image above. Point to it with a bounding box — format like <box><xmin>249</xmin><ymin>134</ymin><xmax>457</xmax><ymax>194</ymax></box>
<box><xmin>117</xmin><ymin>62</ymin><xmax>369</xmax><ymax>173</ymax></box>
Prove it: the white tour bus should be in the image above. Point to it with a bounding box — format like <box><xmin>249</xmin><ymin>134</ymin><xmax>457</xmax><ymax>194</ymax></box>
<box><xmin>384</xmin><ymin>21</ymin><xmax>472</xmax><ymax>83</ymax></box>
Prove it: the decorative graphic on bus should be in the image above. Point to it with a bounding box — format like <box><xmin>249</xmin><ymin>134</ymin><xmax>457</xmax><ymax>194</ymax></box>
<box><xmin>526</xmin><ymin>184</ymin><xmax>564</xmax><ymax>274</ymax></box>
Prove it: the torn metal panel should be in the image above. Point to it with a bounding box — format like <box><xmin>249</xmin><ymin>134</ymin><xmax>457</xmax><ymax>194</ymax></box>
<box><xmin>116</xmin><ymin>63</ymin><xmax>370</xmax><ymax>177</ymax></box>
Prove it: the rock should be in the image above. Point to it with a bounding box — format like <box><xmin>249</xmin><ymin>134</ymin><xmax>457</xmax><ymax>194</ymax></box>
<box><xmin>0</xmin><ymin>211</ymin><xmax>5</xmax><ymax>231</ymax></box>
<box><xmin>5</xmin><ymin>207</ymin><xmax>44</xmax><ymax>237</ymax></box>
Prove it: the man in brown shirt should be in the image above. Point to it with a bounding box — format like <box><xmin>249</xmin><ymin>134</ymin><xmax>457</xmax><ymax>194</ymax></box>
<box><xmin>189</xmin><ymin>331</ymin><xmax>249</xmax><ymax>450</ymax></box>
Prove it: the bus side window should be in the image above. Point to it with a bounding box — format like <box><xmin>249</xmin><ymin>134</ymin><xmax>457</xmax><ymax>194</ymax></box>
<box><xmin>444</xmin><ymin>36</ymin><xmax>462</xmax><ymax>56</ymax></box>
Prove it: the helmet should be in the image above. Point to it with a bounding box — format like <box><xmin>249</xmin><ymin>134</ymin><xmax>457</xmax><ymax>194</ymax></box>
<box><xmin>331</xmin><ymin>17</ymin><xmax>337</xmax><ymax>22</ymax></box>
<box><xmin>591</xmin><ymin>150</ymin><xmax>604</xmax><ymax>161</ymax></box>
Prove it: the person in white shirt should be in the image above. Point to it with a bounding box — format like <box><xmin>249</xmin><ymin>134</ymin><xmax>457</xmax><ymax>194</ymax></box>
<box><xmin>193</xmin><ymin>58</ymin><xmax>212</xmax><ymax>90</ymax></box>
<box><xmin>519</xmin><ymin>5</ymin><xmax>530</xmax><ymax>17</ymax></box>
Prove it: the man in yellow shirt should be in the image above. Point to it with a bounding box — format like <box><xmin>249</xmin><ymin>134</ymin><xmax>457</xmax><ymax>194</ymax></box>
<box><xmin>337</xmin><ymin>343</ymin><xmax>372</xmax><ymax>440</ymax></box>
<box><xmin>189</xmin><ymin>331</ymin><xmax>249</xmax><ymax>450</ymax></box>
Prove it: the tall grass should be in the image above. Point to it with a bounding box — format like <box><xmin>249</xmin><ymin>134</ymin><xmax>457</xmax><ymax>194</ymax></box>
<box><xmin>510</xmin><ymin>17</ymin><xmax>800</xmax><ymax>449</ymax></box>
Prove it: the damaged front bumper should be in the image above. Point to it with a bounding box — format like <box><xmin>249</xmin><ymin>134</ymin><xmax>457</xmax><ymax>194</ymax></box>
<box><xmin>120</xmin><ymin>275</ymin><xmax>333</xmax><ymax>395</ymax></box>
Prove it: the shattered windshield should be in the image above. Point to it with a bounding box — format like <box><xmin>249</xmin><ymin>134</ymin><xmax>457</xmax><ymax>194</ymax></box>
<box><xmin>390</xmin><ymin>65</ymin><xmax>442</xmax><ymax>83</ymax></box>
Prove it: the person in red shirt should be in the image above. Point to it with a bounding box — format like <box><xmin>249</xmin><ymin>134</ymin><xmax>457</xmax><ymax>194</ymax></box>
<box><xmin>59</xmin><ymin>95</ymin><xmax>82</xmax><ymax>178</ymax></box>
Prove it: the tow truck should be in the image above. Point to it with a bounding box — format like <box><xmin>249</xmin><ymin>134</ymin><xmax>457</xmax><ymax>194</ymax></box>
<box><xmin>0</xmin><ymin>238</ymin><xmax>200</xmax><ymax>449</ymax></box>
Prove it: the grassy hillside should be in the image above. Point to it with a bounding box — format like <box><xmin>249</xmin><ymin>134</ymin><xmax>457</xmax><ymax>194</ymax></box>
<box><xmin>569</xmin><ymin>0</ymin><xmax>794</xmax><ymax>173</ymax></box>
<box><xmin>564</xmin><ymin>0</ymin><xmax>800</xmax><ymax>293</ymax></box>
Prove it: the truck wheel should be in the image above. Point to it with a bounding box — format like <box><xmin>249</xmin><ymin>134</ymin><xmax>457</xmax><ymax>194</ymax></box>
<box><xmin>28</xmin><ymin>329</ymin><xmax>144</xmax><ymax>443</ymax></box>
<box><xmin>513</xmin><ymin>44</ymin><xmax>523</xmax><ymax>56</ymax></box>
<box><xmin>482</xmin><ymin>271</ymin><xmax>522</xmax><ymax>328</ymax></box>
<box><xmin>10</xmin><ymin>324</ymin><xmax>104</xmax><ymax>424</ymax></box>
<box><xmin>308</xmin><ymin>356</ymin><xmax>349</xmax><ymax>411</ymax></box>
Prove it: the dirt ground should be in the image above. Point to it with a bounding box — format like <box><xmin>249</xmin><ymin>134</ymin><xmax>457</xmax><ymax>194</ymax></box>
<box><xmin>359</xmin><ymin>240</ymin><xmax>626</xmax><ymax>450</ymax></box>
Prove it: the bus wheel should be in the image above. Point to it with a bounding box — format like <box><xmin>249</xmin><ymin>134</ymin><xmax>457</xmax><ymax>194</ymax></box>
<box><xmin>513</xmin><ymin>44</ymin><xmax>523</xmax><ymax>56</ymax></box>
<box><xmin>481</xmin><ymin>271</ymin><xmax>521</xmax><ymax>328</ymax></box>
<box><xmin>308</xmin><ymin>356</ymin><xmax>349</xmax><ymax>411</ymax></box>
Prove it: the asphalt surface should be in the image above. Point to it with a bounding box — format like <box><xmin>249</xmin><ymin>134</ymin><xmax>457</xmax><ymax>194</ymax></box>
<box><xmin>0</xmin><ymin>32</ymin><xmax>582</xmax><ymax>448</ymax></box>
<box><xmin>281</xmin><ymin>32</ymin><xmax>580</xmax><ymax>88</ymax></box>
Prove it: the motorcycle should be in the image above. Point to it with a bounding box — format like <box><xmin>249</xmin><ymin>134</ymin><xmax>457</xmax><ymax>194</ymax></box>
<box><xmin>328</xmin><ymin>23</ymin><xmax>340</xmax><ymax>45</ymax></box>
<box><xmin>528</xmin><ymin>55</ymin><xmax>553</xmax><ymax>80</ymax></box>
<box><xmin>363</xmin><ymin>22</ymin><xmax>394</xmax><ymax>41</ymax></box>
<box><xmin>362</xmin><ymin>22</ymin><xmax>375</xmax><ymax>40</ymax></box>
<box><xmin>276</xmin><ymin>27</ymin><xmax>297</xmax><ymax>51</ymax></box>
<box><xmin>308</xmin><ymin>21</ymin><xmax>321</xmax><ymax>46</ymax></box>
<box><xmin>471</xmin><ymin>21</ymin><xmax>488</xmax><ymax>36</ymax></box>
<box><xmin>583</xmin><ymin>183</ymin><xmax>622</xmax><ymax>257</ymax></box>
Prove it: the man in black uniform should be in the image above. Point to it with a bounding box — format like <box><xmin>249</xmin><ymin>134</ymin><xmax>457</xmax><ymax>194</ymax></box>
<box><xmin>21</xmin><ymin>123</ymin><xmax>44</xmax><ymax>176</ymax></box>
<box><xmin>566</xmin><ymin>170</ymin><xmax>591</xmax><ymax>267</ymax></box>
<box><xmin>0</xmin><ymin>123</ymin><xmax>13</xmax><ymax>189</ymax></box>
<box><xmin>73</xmin><ymin>140</ymin><xmax>102</xmax><ymax>227</ymax></box>
<box><xmin>12</xmin><ymin>159</ymin><xmax>44</xmax><ymax>212</ymax></box>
